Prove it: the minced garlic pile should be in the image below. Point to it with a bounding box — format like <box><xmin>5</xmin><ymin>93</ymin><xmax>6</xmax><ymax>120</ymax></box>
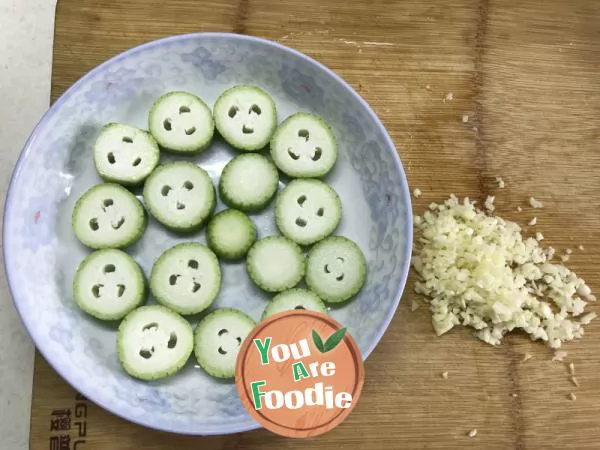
<box><xmin>412</xmin><ymin>195</ymin><xmax>596</xmax><ymax>348</ymax></box>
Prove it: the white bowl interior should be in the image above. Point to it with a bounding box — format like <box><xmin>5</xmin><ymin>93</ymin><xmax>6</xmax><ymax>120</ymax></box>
<box><xmin>3</xmin><ymin>33</ymin><xmax>412</xmax><ymax>435</ymax></box>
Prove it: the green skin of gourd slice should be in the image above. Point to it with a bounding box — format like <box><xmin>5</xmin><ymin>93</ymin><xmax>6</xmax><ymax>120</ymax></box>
<box><xmin>305</xmin><ymin>236</ymin><xmax>367</xmax><ymax>304</ymax></box>
<box><xmin>150</xmin><ymin>242</ymin><xmax>222</xmax><ymax>315</ymax></box>
<box><xmin>148</xmin><ymin>91</ymin><xmax>215</xmax><ymax>154</ymax></box>
<box><xmin>270</xmin><ymin>112</ymin><xmax>338</xmax><ymax>178</ymax></box>
<box><xmin>93</xmin><ymin>123</ymin><xmax>160</xmax><ymax>186</ymax></box>
<box><xmin>213</xmin><ymin>85</ymin><xmax>277</xmax><ymax>152</ymax></box>
<box><xmin>262</xmin><ymin>288</ymin><xmax>327</xmax><ymax>320</ymax></box>
<box><xmin>117</xmin><ymin>305</ymin><xmax>194</xmax><ymax>381</ymax></box>
<box><xmin>143</xmin><ymin>161</ymin><xmax>216</xmax><ymax>233</ymax></box>
<box><xmin>218</xmin><ymin>153</ymin><xmax>279</xmax><ymax>213</ymax></box>
<box><xmin>246</xmin><ymin>236</ymin><xmax>306</xmax><ymax>293</ymax></box>
<box><xmin>73</xmin><ymin>249</ymin><xmax>147</xmax><ymax>321</ymax></box>
<box><xmin>194</xmin><ymin>308</ymin><xmax>256</xmax><ymax>379</ymax></box>
<box><xmin>206</xmin><ymin>208</ymin><xmax>257</xmax><ymax>261</ymax></box>
<box><xmin>71</xmin><ymin>183</ymin><xmax>147</xmax><ymax>250</ymax></box>
<box><xmin>275</xmin><ymin>178</ymin><xmax>342</xmax><ymax>246</ymax></box>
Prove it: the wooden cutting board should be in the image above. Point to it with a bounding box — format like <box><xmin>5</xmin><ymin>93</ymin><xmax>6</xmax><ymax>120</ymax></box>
<box><xmin>30</xmin><ymin>0</ymin><xmax>600</xmax><ymax>448</ymax></box>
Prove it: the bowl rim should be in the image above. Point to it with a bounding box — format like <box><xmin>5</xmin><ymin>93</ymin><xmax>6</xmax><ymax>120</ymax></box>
<box><xmin>2</xmin><ymin>31</ymin><xmax>413</xmax><ymax>436</ymax></box>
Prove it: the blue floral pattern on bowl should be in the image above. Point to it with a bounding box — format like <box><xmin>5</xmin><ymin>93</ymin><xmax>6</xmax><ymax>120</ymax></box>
<box><xmin>182</xmin><ymin>46</ymin><xmax>227</xmax><ymax>80</ymax></box>
<box><xmin>3</xmin><ymin>33</ymin><xmax>412</xmax><ymax>436</ymax></box>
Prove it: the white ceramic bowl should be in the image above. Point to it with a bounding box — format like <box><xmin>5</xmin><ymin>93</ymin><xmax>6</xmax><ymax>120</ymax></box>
<box><xmin>3</xmin><ymin>32</ymin><xmax>412</xmax><ymax>435</ymax></box>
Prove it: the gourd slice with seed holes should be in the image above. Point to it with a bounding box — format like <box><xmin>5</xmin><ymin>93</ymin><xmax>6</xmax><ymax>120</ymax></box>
<box><xmin>213</xmin><ymin>85</ymin><xmax>277</xmax><ymax>151</ymax></box>
<box><xmin>270</xmin><ymin>112</ymin><xmax>337</xmax><ymax>178</ymax></box>
<box><xmin>150</xmin><ymin>243</ymin><xmax>221</xmax><ymax>315</ymax></box>
<box><xmin>275</xmin><ymin>179</ymin><xmax>342</xmax><ymax>246</ymax></box>
<box><xmin>117</xmin><ymin>305</ymin><xmax>194</xmax><ymax>381</ymax></box>
<box><xmin>306</xmin><ymin>236</ymin><xmax>367</xmax><ymax>304</ymax></box>
<box><xmin>246</xmin><ymin>236</ymin><xmax>305</xmax><ymax>293</ymax></box>
<box><xmin>148</xmin><ymin>91</ymin><xmax>214</xmax><ymax>154</ymax></box>
<box><xmin>194</xmin><ymin>308</ymin><xmax>256</xmax><ymax>379</ymax></box>
<box><xmin>143</xmin><ymin>161</ymin><xmax>215</xmax><ymax>232</ymax></box>
<box><xmin>72</xmin><ymin>183</ymin><xmax>147</xmax><ymax>249</ymax></box>
<box><xmin>73</xmin><ymin>249</ymin><xmax>146</xmax><ymax>320</ymax></box>
<box><xmin>93</xmin><ymin>123</ymin><xmax>160</xmax><ymax>186</ymax></box>
<box><xmin>218</xmin><ymin>154</ymin><xmax>279</xmax><ymax>213</ymax></box>
<box><xmin>262</xmin><ymin>288</ymin><xmax>327</xmax><ymax>320</ymax></box>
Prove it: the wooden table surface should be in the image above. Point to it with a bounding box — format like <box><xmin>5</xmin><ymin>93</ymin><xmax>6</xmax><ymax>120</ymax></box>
<box><xmin>31</xmin><ymin>0</ymin><xmax>600</xmax><ymax>448</ymax></box>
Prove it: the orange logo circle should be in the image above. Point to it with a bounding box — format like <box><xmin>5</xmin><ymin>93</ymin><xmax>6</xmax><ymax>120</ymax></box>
<box><xmin>235</xmin><ymin>310</ymin><xmax>364</xmax><ymax>438</ymax></box>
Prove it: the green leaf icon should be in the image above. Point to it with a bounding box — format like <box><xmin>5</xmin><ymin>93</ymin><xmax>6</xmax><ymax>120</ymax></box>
<box><xmin>323</xmin><ymin>327</ymin><xmax>347</xmax><ymax>353</ymax></box>
<box><xmin>312</xmin><ymin>330</ymin><xmax>325</xmax><ymax>352</ymax></box>
<box><xmin>312</xmin><ymin>327</ymin><xmax>348</xmax><ymax>353</ymax></box>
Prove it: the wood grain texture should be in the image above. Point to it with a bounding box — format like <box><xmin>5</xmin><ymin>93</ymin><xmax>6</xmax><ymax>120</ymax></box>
<box><xmin>32</xmin><ymin>0</ymin><xmax>600</xmax><ymax>448</ymax></box>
